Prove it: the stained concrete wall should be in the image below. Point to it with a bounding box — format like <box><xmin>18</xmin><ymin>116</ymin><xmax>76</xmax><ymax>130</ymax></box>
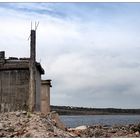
<box><xmin>0</xmin><ymin>69</ymin><xmax>29</xmax><ymax>112</ymax></box>
<box><xmin>41</xmin><ymin>80</ymin><xmax>51</xmax><ymax>114</ymax></box>
<box><xmin>0</xmin><ymin>51</ymin><xmax>44</xmax><ymax>112</ymax></box>
<box><xmin>0</xmin><ymin>67</ymin><xmax>42</xmax><ymax>112</ymax></box>
<box><xmin>35</xmin><ymin>68</ymin><xmax>41</xmax><ymax>111</ymax></box>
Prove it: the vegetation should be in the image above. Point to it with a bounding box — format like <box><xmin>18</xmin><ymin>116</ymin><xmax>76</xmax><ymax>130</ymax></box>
<box><xmin>50</xmin><ymin>105</ymin><xmax>140</xmax><ymax>115</ymax></box>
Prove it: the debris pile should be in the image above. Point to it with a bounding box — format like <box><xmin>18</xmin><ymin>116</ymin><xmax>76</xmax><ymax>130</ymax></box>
<box><xmin>67</xmin><ymin>124</ymin><xmax>140</xmax><ymax>137</ymax></box>
<box><xmin>0</xmin><ymin>111</ymin><xmax>74</xmax><ymax>138</ymax></box>
<box><xmin>0</xmin><ymin>111</ymin><xmax>140</xmax><ymax>138</ymax></box>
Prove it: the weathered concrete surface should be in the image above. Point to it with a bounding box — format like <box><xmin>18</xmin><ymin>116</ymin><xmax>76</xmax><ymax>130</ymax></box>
<box><xmin>0</xmin><ymin>51</ymin><xmax>5</xmax><ymax>63</ymax></box>
<box><xmin>0</xmin><ymin>69</ymin><xmax>29</xmax><ymax>112</ymax></box>
<box><xmin>41</xmin><ymin>80</ymin><xmax>51</xmax><ymax>114</ymax></box>
<box><xmin>0</xmin><ymin>29</ymin><xmax>46</xmax><ymax>113</ymax></box>
<box><xmin>0</xmin><ymin>54</ymin><xmax>44</xmax><ymax>112</ymax></box>
<box><xmin>35</xmin><ymin>68</ymin><xmax>41</xmax><ymax>111</ymax></box>
<box><xmin>29</xmin><ymin>30</ymin><xmax>36</xmax><ymax>112</ymax></box>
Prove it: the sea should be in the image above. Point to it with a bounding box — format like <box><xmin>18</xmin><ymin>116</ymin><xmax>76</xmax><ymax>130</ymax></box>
<box><xmin>60</xmin><ymin>115</ymin><xmax>140</xmax><ymax>128</ymax></box>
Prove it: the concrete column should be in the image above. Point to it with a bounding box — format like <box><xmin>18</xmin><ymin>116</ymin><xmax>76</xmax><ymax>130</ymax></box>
<box><xmin>0</xmin><ymin>51</ymin><xmax>5</xmax><ymax>63</ymax></box>
<box><xmin>0</xmin><ymin>51</ymin><xmax>5</xmax><ymax>60</ymax></box>
<box><xmin>41</xmin><ymin>80</ymin><xmax>52</xmax><ymax>114</ymax></box>
<box><xmin>29</xmin><ymin>30</ymin><xmax>36</xmax><ymax>112</ymax></box>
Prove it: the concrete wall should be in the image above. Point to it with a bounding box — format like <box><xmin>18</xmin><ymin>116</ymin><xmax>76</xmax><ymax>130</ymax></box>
<box><xmin>0</xmin><ymin>68</ymin><xmax>42</xmax><ymax>112</ymax></box>
<box><xmin>35</xmin><ymin>68</ymin><xmax>41</xmax><ymax>111</ymax></box>
<box><xmin>0</xmin><ymin>52</ymin><xmax>43</xmax><ymax>112</ymax></box>
<box><xmin>41</xmin><ymin>80</ymin><xmax>51</xmax><ymax>114</ymax></box>
<box><xmin>0</xmin><ymin>69</ymin><xmax>29</xmax><ymax>112</ymax></box>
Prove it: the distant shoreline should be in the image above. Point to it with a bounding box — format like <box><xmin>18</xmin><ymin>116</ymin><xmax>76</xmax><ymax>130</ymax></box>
<box><xmin>59</xmin><ymin>113</ymin><xmax>140</xmax><ymax>116</ymax></box>
<box><xmin>51</xmin><ymin>105</ymin><xmax>140</xmax><ymax>115</ymax></box>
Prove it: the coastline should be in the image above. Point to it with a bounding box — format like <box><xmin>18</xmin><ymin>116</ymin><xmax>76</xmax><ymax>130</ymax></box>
<box><xmin>66</xmin><ymin>123</ymin><xmax>140</xmax><ymax>137</ymax></box>
<box><xmin>51</xmin><ymin>105</ymin><xmax>140</xmax><ymax>115</ymax></box>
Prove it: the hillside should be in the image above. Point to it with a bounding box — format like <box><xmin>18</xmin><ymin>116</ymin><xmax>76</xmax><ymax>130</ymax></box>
<box><xmin>51</xmin><ymin>105</ymin><xmax>140</xmax><ymax>115</ymax></box>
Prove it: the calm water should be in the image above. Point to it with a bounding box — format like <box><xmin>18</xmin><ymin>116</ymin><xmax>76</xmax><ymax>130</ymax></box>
<box><xmin>60</xmin><ymin>115</ymin><xmax>140</xmax><ymax>128</ymax></box>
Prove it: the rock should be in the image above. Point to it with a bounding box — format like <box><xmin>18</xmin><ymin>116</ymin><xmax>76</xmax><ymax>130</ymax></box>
<box><xmin>110</xmin><ymin>130</ymin><xmax>117</xmax><ymax>133</ymax></box>
<box><xmin>0</xmin><ymin>123</ymin><xmax>3</xmax><ymax>130</ymax></box>
<box><xmin>103</xmin><ymin>126</ymin><xmax>109</xmax><ymax>130</ymax></box>
<box><xmin>135</xmin><ymin>131</ymin><xmax>139</xmax><ymax>136</ymax></box>
<box><xmin>49</xmin><ymin>112</ymin><xmax>66</xmax><ymax>130</ymax></box>
<box><xmin>68</xmin><ymin>132</ymin><xmax>78</xmax><ymax>137</ymax></box>
<box><xmin>73</xmin><ymin>130</ymin><xmax>81</xmax><ymax>136</ymax></box>
<box><xmin>68</xmin><ymin>128</ymin><xmax>76</xmax><ymax>131</ymax></box>
<box><xmin>75</xmin><ymin>125</ymin><xmax>87</xmax><ymax>130</ymax></box>
<box><xmin>22</xmin><ymin>111</ymin><xmax>27</xmax><ymax>115</ymax></box>
<box><xmin>23</xmin><ymin>132</ymin><xmax>32</xmax><ymax>137</ymax></box>
<box><xmin>27</xmin><ymin>112</ymin><xmax>32</xmax><ymax>118</ymax></box>
<box><xmin>94</xmin><ymin>130</ymin><xmax>103</xmax><ymax>137</ymax></box>
<box><xmin>7</xmin><ymin>126</ymin><xmax>15</xmax><ymax>132</ymax></box>
<box><xmin>16</xmin><ymin>112</ymin><xmax>21</xmax><ymax>117</ymax></box>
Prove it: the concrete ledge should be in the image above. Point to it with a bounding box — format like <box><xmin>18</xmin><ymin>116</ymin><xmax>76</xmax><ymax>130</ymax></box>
<box><xmin>41</xmin><ymin>80</ymin><xmax>52</xmax><ymax>87</ymax></box>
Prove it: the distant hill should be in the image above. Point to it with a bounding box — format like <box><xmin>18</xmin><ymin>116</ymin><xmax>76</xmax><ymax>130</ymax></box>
<box><xmin>50</xmin><ymin>105</ymin><xmax>140</xmax><ymax>115</ymax></box>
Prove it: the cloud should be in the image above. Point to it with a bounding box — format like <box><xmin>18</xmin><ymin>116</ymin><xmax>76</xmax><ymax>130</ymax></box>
<box><xmin>0</xmin><ymin>3</ymin><xmax>140</xmax><ymax>108</ymax></box>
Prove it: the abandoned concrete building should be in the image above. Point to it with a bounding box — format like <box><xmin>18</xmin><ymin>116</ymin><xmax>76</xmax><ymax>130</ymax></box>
<box><xmin>0</xmin><ymin>29</ymin><xmax>51</xmax><ymax>113</ymax></box>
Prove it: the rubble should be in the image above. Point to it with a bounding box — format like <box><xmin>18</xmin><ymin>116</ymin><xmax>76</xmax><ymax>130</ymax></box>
<box><xmin>0</xmin><ymin>111</ymin><xmax>75</xmax><ymax>138</ymax></box>
<box><xmin>0</xmin><ymin>111</ymin><xmax>140</xmax><ymax>137</ymax></box>
<box><xmin>67</xmin><ymin>124</ymin><xmax>140</xmax><ymax>137</ymax></box>
<box><xmin>75</xmin><ymin>125</ymin><xmax>87</xmax><ymax>130</ymax></box>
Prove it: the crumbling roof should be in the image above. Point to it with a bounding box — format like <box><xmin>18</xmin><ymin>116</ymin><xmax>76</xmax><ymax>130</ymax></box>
<box><xmin>0</xmin><ymin>57</ymin><xmax>44</xmax><ymax>74</ymax></box>
<box><xmin>41</xmin><ymin>80</ymin><xmax>52</xmax><ymax>87</ymax></box>
<box><xmin>36</xmin><ymin>62</ymin><xmax>45</xmax><ymax>74</ymax></box>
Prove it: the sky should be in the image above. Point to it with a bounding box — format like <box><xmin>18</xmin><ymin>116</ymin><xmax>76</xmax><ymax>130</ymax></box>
<box><xmin>0</xmin><ymin>3</ymin><xmax>140</xmax><ymax>108</ymax></box>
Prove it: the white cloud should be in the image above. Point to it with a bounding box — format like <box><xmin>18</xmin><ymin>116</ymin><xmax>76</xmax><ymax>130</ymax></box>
<box><xmin>1</xmin><ymin>3</ymin><xmax>140</xmax><ymax>108</ymax></box>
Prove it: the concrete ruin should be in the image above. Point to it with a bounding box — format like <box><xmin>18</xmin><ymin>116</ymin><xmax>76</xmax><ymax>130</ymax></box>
<box><xmin>41</xmin><ymin>80</ymin><xmax>52</xmax><ymax>114</ymax></box>
<box><xmin>0</xmin><ymin>29</ymin><xmax>51</xmax><ymax>113</ymax></box>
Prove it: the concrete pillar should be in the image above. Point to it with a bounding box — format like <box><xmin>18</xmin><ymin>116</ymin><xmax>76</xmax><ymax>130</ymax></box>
<box><xmin>0</xmin><ymin>51</ymin><xmax>5</xmax><ymax>60</ymax></box>
<box><xmin>41</xmin><ymin>80</ymin><xmax>52</xmax><ymax>114</ymax></box>
<box><xmin>0</xmin><ymin>51</ymin><xmax>5</xmax><ymax>63</ymax></box>
<box><xmin>29</xmin><ymin>30</ymin><xmax>36</xmax><ymax>112</ymax></box>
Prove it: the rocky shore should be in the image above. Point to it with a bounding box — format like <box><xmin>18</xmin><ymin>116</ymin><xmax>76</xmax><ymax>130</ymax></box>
<box><xmin>0</xmin><ymin>111</ymin><xmax>140</xmax><ymax>138</ymax></box>
<box><xmin>67</xmin><ymin>124</ymin><xmax>140</xmax><ymax>137</ymax></box>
